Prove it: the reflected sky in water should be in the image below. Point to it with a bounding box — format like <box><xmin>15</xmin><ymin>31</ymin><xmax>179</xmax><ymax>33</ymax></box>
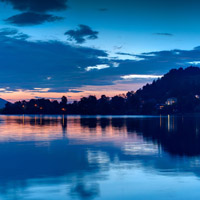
<box><xmin>0</xmin><ymin>115</ymin><xmax>200</xmax><ymax>199</ymax></box>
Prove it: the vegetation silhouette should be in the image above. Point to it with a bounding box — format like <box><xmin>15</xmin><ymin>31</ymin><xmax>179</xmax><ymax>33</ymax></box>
<box><xmin>3</xmin><ymin>66</ymin><xmax>200</xmax><ymax>115</ymax></box>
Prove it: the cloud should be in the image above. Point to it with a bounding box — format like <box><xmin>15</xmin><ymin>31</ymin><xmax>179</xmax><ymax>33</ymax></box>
<box><xmin>0</xmin><ymin>28</ymin><xmax>29</xmax><ymax>40</ymax></box>
<box><xmin>113</xmin><ymin>46</ymin><xmax>123</xmax><ymax>50</ymax></box>
<box><xmin>1</xmin><ymin>0</ymin><xmax>68</xmax><ymax>12</ymax></box>
<box><xmin>121</xmin><ymin>74</ymin><xmax>162</xmax><ymax>80</ymax></box>
<box><xmin>116</xmin><ymin>52</ymin><xmax>144</xmax><ymax>61</ymax></box>
<box><xmin>0</xmin><ymin>32</ymin><xmax>108</xmax><ymax>92</ymax></box>
<box><xmin>0</xmin><ymin>28</ymin><xmax>18</xmax><ymax>36</ymax></box>
<box><xmin>68</xmin><ymin>90</ymin><xmax>83</xmax><ymax>93</ymax></box>
<box><xmin>154</xmin><ymin>33</ymin><xmax>173</xmax><ymax>36</ymax></box>
<box><xmin>86</xmin><ymin>64</ymin><xmax>110</xmax><ymax>71</ymax></box>
<box><xmin>47</xmin><ymin>88</ymin><xmax>84</xmax><ymax>93</ymax></box>
<box><xmin>117</xmin><ymin>52</ymin><xmax>135</xmax><ymax>56</ymax></box>
<box><xmin>1</xmin><ymin>31</ymin><xmax>200</xmax><ymax>94</ymax></box>
<box><xmin>113</xmin><ymin>62</ymin><xmax>119</xmax><ymax>67</ymax></box>
<box><xmin>33</xmin><ymin>88</ymin><xmax>50</xmax><ymax>92</ymax></box>
<box><xmin>14</xmin><ymin>32</ymin><xmax>30</xmax><ymax>40</ymax></box>
<box><xmin>188</xmin><ymin>61</ymin><xmax>200</xmax><ymax>65</ymax></box>
<box><xmin>115</xmin><ymin>48</ymin><xmax>200</xmax><ymax>77</ymax></box>
<box><xmin>65</xmin><ymin>25</ymin><xmax>98</xmax><ymax>44</ymax></box>
<box><xmin>5</xmin><ymin>12</ymin><xmax>63</xmax><ymax>26</ymax></box>
<box><xmin>34</xmin><ymin>96</ymin><xmax>61</xmax><ymax>100</ymax></box>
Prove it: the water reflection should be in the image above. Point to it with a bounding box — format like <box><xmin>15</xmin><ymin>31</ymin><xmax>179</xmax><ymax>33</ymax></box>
<box><xmin>0</xmin><ymin>115</ymin><xmax>200</xmax><ymax>199</ymax></box>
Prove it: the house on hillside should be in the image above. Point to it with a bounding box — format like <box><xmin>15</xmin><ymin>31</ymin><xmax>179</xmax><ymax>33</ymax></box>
<box><xmin>165</xmin><ymin>98</ymin><xmax>177</xmax><ymax>106</ymax></box>
<box><xmin>156</xmin><ymin>104</ymin><xmax>165</xmax><ymax>110</ymax></box>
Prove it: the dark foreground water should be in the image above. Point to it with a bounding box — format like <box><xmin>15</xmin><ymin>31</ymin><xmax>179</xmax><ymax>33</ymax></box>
<box><xmin>0</xmin><ymin>115</ymin><xmax>200</xmax><ymax>199</ymax></box>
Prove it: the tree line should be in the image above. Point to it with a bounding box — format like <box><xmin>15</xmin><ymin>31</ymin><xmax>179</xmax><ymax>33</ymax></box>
<box><xmin>2</xmin><ymin>92</ymin><xmax>144</xmax><ymax>115</ymax></box>
<box><xmin>3</xmin><ymin>66</ymin><xmax>200</xmax><ymax>115</ymax></box>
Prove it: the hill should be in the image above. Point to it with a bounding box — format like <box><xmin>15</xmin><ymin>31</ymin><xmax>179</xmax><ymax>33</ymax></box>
<box><xmin>0</xmin><ymin>98</ymin><xmax>8</xmax><ymax>109</ymax></box>
<box><xmin>137</xmin><ymin>67</ymin><xmax>200</xmax><ymax>101</ymax></box>
<box><xmin>136</xmin><ymin>66</ymin><xmax>200</xmax><ymax>113</ymax></box>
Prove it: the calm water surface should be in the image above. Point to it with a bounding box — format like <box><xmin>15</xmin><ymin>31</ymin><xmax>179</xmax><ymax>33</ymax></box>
<box><xmin>0</xmin><ymin>115</ymin><xmax>200</xmax><ymax>199</ymax></box>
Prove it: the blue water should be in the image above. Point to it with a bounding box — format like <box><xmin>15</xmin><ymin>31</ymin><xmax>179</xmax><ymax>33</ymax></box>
<box><xmin>0</xmin><ymin>115</ymin><xmax>200</xmax><ymax>199</ymax></box>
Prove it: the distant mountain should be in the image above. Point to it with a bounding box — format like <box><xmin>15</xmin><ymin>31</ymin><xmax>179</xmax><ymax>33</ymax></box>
<box><xmin>0</xmin><ymin>98</ymin><xmax>8</xmax><ymax>109</ymax></box>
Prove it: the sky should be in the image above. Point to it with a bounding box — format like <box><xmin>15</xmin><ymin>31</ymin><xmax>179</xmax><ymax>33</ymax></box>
<box><xmin>0</xmin><ymin>0</ymin><xmax>200</xmax><ymax>102</ymax></box>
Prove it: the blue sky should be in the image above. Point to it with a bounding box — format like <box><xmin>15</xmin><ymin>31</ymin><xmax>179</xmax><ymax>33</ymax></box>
<box><xmin>0</xmin><ymin>0</ymin><xmax>200</xmax><ymax>101</ymax></box>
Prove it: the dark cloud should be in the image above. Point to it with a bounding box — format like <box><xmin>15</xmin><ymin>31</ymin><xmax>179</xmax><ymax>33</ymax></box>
<box><xmin>48</xmin><ymin>88</ymin><xmax>84</xmax><ymax>93</ymax></box>
<box><xmin>0</xmin><ymin>31</ymin><xmax>200</xmax><ymax>92</ymax></box>
<box><xmin>154</xmin><ymin>33</ymin><xmax>173</xmax><ymax>36</ymax></box>
<box><xmin>115</xmin><ymin>49</ymin><xmax>200</xmax><ymax>76</ymax></box>
<box><xmin>68</xmin><ymin>90</ymin><xmax>83</xmax><ymax>93</ymax></box>
<box><xmin>13</xmin><ymin>32</ymin><xmax>30</xmax><ymax>40</ymax></box>
<box><xmin>65</xmin><ymin>25</ymin><xmax>98</xmax><ymax>44</ymax></box>
<box><xmin>5</xmin><ymin>12</ymin><xmax>63</xmax><ymax>26</ymax></box>
<box><xmin>1</xmin><ymin>0</ymin><xmax>68</xmax><ymax>12</ymax></box>
<box><xmin>34</xmin><ymin>96</ymin><xmax>61</xmax><ymax>100</ymax></box>
<box><xmin>0</xmin><ymin>28</ymin><xmax>29</xmax><ymax>40</ymax></box>
<box><xmin>0</xmin><ymin>28</ymin><xmax>18</xmax><ymax>36</ymax></box>
<box><xmin>0</xmin><ymin>33</ymin><xmax>108</xmax><ymax>92</ymax></box>
<box><xmin>116</xmin><ymin>52</ymin><xmax>135</xmax><ymax>57</ymax></box>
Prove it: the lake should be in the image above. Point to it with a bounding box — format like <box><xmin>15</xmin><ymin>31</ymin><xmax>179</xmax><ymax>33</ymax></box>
<box><xmin>0</xmin><ymin>115</ymin><xmax>200</xmax><ymax>200</ymax></box>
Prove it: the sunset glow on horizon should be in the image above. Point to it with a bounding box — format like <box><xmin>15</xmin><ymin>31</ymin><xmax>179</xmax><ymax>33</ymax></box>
<box><xmin>0</xmin><ymin>0</ymin><xmax>200</xmax><ymax>102</ymax></box>
<box><xmin>0</xmin><ymin>82</ymin><xmax>145</xmax><ymax>102</ymax></box>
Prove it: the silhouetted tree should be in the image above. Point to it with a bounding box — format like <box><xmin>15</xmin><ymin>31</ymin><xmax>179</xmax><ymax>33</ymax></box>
<box><xmin>60</xmin><ymin>96</ymin><xmax>68</xmax><ymax>114</ymax></box>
